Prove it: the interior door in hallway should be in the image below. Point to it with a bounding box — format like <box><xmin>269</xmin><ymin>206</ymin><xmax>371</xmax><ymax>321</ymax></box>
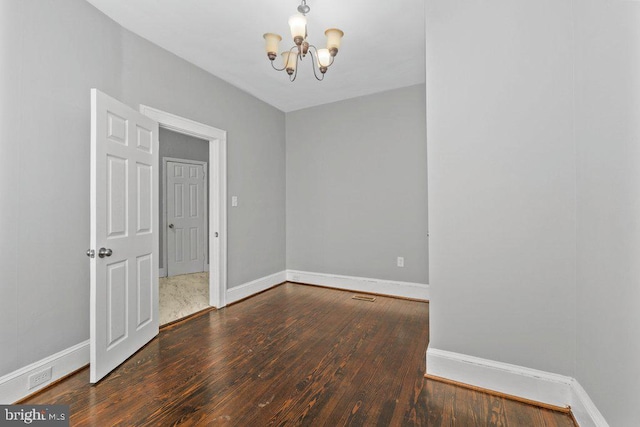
<box><xmin>167</xmin><ymin>161</ymin><xmax>206</xmax><ymax>276</ymax></box>
<box><xmin>90</xmin><ymin>89</ymin><xmax>159</xmax><ymax>383</ymax></box>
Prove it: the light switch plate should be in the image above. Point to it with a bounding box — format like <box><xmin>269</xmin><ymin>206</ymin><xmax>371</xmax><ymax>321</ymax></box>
<box><xmin>232</xmin><ymin>196</ymin><xmax>238</xmax><ymax>207</ymax></box>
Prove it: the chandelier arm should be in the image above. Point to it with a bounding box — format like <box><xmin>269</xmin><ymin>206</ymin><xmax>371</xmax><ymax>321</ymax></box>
<box><xmin>270</xmin><ymin>60</ymin><xmax>287</xmax><ymax>72</ymax></box>
<box><xmin>307</xmin><ymin>45</ymin><xmax>325</xmax><ymax>81</ymax></box>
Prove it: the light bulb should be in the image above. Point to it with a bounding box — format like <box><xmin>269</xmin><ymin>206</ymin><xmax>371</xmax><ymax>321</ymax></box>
<box><xmin>288</xmin><ymin>14</ymin><xmax>307</xmax><ymax>44</ymax></box>
<box><xmin>317</xmin><ymin>48</ymin><xmax>331</xmax><ymax>67</ymax></box>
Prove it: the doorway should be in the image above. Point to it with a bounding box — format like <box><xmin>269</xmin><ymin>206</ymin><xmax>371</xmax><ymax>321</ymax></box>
<box><xmin>159</xmin><ymin>132</ymin><xmax>209</xmax><ymax>325</ymax></box>
<box><xmin>140</xmin><ymin>105</ymin><xmax>228</xmax><ymax>309</ymax></box>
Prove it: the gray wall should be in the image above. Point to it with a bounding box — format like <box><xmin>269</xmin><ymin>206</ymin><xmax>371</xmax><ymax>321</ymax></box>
<box><xmin>427</xmin><ymin>0</ymin><xmax>640</xmax><ymax>423</ymax></box>
<box><xmin>120</xmin><ymin>30</ymin><xmax>286</xmax><ymax>290</ymax></box>
<box><xmin>286</xmin><ymin>86</ymin><xmax>428</xmax><ymax>284</ymax></box>
<box><xmin>0</xmin><ymin>0</ymin><xmax>285</xmax><ymax>378</ymax></box>
<box><xmin>574</xmin><ymin>1</ymin><xmax>640</xmax><ymax>425</ymax></box>
<box><xmin>426</xmin><ymin>0</ymin><xmax>576</xmax><ymax>376</ymax></box>
<box><xmin>158</xmin><ymin>128</ymin><xmax>209</xmax><ymax>270</ymax></box>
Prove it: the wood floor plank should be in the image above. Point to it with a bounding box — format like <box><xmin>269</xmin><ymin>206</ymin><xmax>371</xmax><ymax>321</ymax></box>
<box><xmin>424</xmin><ymin>378</ymin><xmax>577</xmax><ymax>427</ymax></box>
<box><xmin>22</xmin><ymin>283</ymin><xmax>576</xmax><ymax>427</ymax></box>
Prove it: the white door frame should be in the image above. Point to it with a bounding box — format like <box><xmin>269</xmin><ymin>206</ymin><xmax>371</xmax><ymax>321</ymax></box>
<box><xmin>140</xmin><ymin>105</ymin><xmax>227</xmax><ymax>308</ymax></box>
<box><xmin>162</xmin><ymin>157</ymin><xmax>208</xmax><ymax>277</ymax></box>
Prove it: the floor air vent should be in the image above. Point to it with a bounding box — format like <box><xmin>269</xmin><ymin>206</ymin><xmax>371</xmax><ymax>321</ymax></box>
<box><xmin>352</xmin><ymin>295</ymin><xmax>376</xmax><ymax>302</ymax></box>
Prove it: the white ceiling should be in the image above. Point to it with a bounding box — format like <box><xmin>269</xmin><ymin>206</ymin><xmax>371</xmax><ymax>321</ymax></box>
<box><xmin>85</xmin><ymin>0</ymin><xmax>425</xmax><ymax>112</ymax></box>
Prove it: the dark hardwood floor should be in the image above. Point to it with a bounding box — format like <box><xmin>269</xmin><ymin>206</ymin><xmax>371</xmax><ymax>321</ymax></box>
<box><xmin>23</xmin><ymin>283</ymin><xmax>576</xmax><ymax>426</ymax></box>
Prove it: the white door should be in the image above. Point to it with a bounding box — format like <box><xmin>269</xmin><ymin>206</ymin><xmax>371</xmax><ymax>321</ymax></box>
<box><xmin>167</xmin><ymin>161</ymin><xmax>206</xmax><ymax>276</ymax></box>
<box><xmin>89</xmin><ymin>89</ymin><xmax>159</xmax><ymax>383</ymax></box>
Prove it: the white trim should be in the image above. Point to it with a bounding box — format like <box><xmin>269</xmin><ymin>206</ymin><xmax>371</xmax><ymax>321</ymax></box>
<box><xmin>226</xmin><ymin>271</ymin><xmax>287</xmax><ymax>305</ymax></box>
<box><xmin>286</xmin><ymin>270</ymin><xmax>429</xmax><ymax>300</ymax></box>
<box><xmin>426</xmin><ymin>347</ymin><xmax>572</xmax><ymax>406</ymax></box>
<box><xmin>570</xmin><ymin>379</ymin><xmax>610</xmax><ymax>427</ymax></box>
<box><xmin>159</xmin><ymin>267</ymin><xmax>167</xmax><ymax>277</ymax></box>
<box><xmin>426</xmin><ymin>346</ymin><xmax>609</xmax><ymax>427</ymax></box>
<box><xmin>0</xmin><ymin>341</ymin><xmax>89</xmax><ymax>404</ymax></box>
<box><xmin>140</xmin><ymin>107</ymin><xmax>226</xmax><ymax>141</ymax></box>
<box><xmin>140</xmin><ymin>105</ymin><xmax>227</xmax><ymax>308</ymax></box>
<box><xmin>161</xmin><ymin>157</ymin><xmax>208</xmax><ymax>277</ymax></box>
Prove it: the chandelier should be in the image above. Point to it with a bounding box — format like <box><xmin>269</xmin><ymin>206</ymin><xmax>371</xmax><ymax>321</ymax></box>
<box><xmin>263</xmin><ymin>0</ymin><xmax>344</xmax><ymax>82</ymax></box>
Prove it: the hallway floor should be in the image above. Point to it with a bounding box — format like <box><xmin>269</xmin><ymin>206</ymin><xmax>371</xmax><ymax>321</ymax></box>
<box><xmin>159</xmin><ymin>272</ymin><xmax>209</xmax><ymax>325</ymax></box>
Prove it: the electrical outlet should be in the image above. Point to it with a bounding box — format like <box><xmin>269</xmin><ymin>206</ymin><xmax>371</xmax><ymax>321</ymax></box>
<box><xmin>397</xmin><ymin>257</ymin><xmax>405</xmax><ymax>267</ymax></box>
<box><xmin>231</xmin><ymin>196</ymin><xmax>238</xmax><ymax>207</ymax></box>
<box><xmin>28</xmin><ymin>367</ymin><xmax>52</xmax><ymax>389</ymax></box>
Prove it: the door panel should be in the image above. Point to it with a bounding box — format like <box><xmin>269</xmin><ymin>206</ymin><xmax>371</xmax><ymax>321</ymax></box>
<box><xmin>175</xmin><ymin>228</ymin><xmax>184</xmax><ymax>262</ymax></box>
<box><xmin>106</xmin><ymin>260</ymin><xmax>128</xmax><ymax>348</ymax></box>
<box><xmin>90</xmin><ymin>89</ymin><xmax>159</xmax><ymax>383</ymax></box>
<box><xmin>107</xmin><ymin>156</ymin><xmax>128</xmax><ymax>237</ymax></box>
<box><xmin>137</xmin><ymin>163</ymin><xmax>152</xmax><ymax>234</ymax></box>
<box><xmin>167</xmin><ymin>161</ymin><xmax>205</xmax><ymax>276</ymax></box>
<box><xmin>190</xmin><ymin>184</ymin><xmax>198</xmax><ymax>216</ymax></box>
<box><xmin>136</xmin><ymin>254</ymin><xmax>153</xmax><ymax>328</ymax></box>
<box><xmin>189</xmin><ymin>228</ymin><xmax>198</xmax><ymax>260</ymax></box>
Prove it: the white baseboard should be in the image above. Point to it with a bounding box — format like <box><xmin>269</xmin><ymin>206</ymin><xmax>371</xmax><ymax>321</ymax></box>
<box><xmin>570</xmin><ymin>379</ymin><xmax>610</xmax><ymax>427</ymax></box>
<box><xmin>426</xmin><ymin>346</ymin><xmax>609</xmax><ymax>427</ymax></box>
<box><xmin>426</xmin><ymin>346</ymin><xmax>573</xmax><ymax>406</ymax></box>
<box><xmin>286</xmin><ymin>270</ymin><xmax>429</xmax><ymax>300</ymax></box>
<box><xmin>0</xmin><ymin>340</ymin><xmax>89</xmax><ymax>404</ymax></box>
<box><xmin>226</xmin><ymin>271</ymin><xmax>287</xmax><ymax>305</ymax></box>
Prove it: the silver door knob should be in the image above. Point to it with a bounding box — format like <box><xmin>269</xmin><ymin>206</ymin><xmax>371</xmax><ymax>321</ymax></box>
<box><xmin>168</xmin><ymin>224</ymin><xmax>174</xmax><ymax>229</ymax></box>
<box><xmin>98</xmin><ymin>248</ymin><xmax>112</xmax><ymax>258</ymax></box>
